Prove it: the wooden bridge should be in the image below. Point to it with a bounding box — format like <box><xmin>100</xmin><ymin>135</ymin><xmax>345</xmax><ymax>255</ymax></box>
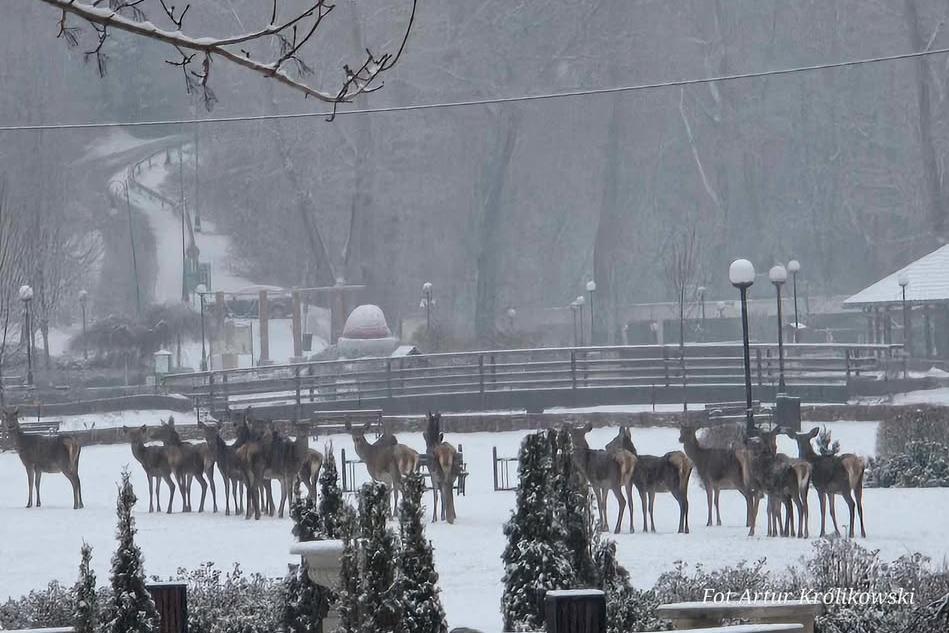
<box><xmin>161</xmin><ymin>342</ymin><xmax>901</xmax><ymax>419</ymax></box>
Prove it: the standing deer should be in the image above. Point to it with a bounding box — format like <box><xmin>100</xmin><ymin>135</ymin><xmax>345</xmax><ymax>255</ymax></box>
<box><xmin>268</xmin><ymin>425</ymin><xmax>311</xmax><ymax>518</ymax></box>
<box><xmin>423</xmin><ymin>412</ymin><xmax>461</xmax><ymax>524</ymax></box>
<box><xmin>678</xmin><ymin>425</ymin><xmax>754</xmax><ymax>527</ymax></box>
<box><xmin>607</xmin><ymin>426</ymin><xmax>692</xmax><ymax>533</ymax></box>
<box><xmin>123</xmin><ymin>424</ymin><xmax>174</xmax><ymax>513</ymax></box>
<box><xmin>152</xmin><ymin>418</ymin><xmax>209</xmax><ymax>513</ymax></box>
<box><xmin>567</xmin><ymin>422</ymin><xmax>636</xmax><ymax>533</ymax></box>
<box><xmin>2</xmin><ymin>409</ymin><xmax>83</xmax><ymax>509</ymax></box>
<box><xmin>198</xmin><ymin>420</ymin><xmax>245</xmax><ymax>516</ymax></box>
<box><xmin>346</xmin><ymin>421</ymin><xmax>418</xmax><ymax>516</ymax></box>
<box><xmin>784</xmin><ymin>427</ymin><xmax>866</xmax><ymax>538</ymax></box>
<box><xmin>234</xmin><ymin>415</ymin><xmax>273</xmax><ymax>520</ymax></box>
<box><xmin>298</xmin><ymin>440</ymin><xmax>324</xmax><ymax>501</ymax></box>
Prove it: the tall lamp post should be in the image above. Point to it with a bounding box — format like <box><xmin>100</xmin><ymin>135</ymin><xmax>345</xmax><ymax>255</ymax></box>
<box><xmin>698</xmin><ymin>286</ymin><xmax>707</xmax><ymax>322</ymax></box>
<box><xmin>729</xmin><ymin>259</ymin><xmax>756</xmax><ymax>437</ymax></box>
<box><xmin>196</xmin><ymin>283</ymin><xmax>208</xmax><ymax>372</ymax></box>
<box><xmin>420</xmin><ymin>282</ymin><xmax>434</xmax><ymax>336</ymax></box>
<box><xmin>507</xmin><ymin>307</ymin><xmax>517</xmax><ymax>333</ymax></box>
<box><xmin>78</xmin><ymin>289</ymin><xmax>88</xmax><ymax>361</ymax></box>
<box><xmin>569</xmin><ymin>300</ymin><xmax>579</xmax><ymax>346</ymax></box>
<box><xmin>787</xmin><ymin>259</ymin><xmax>801</xmax><ymax>343</ymax></box>
<box><xmin>769</xmin><ymin>265</ymin><xmax>788</xmax><ymax>392</ymax></box>
<box><xmin>110</xmin><ymin>179</ymin><xmax>142</xmax><ymax>317</ymax></box>
<box><xmin>576</xmin><ymin>295</ymin><xmax>587</xmax><ymax>347</ymax></box>
<box><xmin>586</xmin><ymin>280</ymin><xmax>597</xmax><ymax>344</ymax></box>
<box><xmin>19</xmin><ymin>285</ymin><xmax>33</xmax><ymax>386</ymax></box>
<box><xmin>898</xmin><ymin>272</ymin><xmax>910</xmax><ymax>357</ymax></box>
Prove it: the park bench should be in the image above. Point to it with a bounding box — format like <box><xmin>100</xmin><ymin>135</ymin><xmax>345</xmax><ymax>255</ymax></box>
<box><xmin>704</xmin><ymin>401</ymin><xmax>772</xmax><ymax>427</ymax></box>
<box><xmin>18</xmin><ymin>419</ymin><xmax>64</xmax><ymax>435</ymax></box>
<box><xmin>341</xmin><ymin>443</ymin><xmax>468</xmax><ymax>495</ymax></box>
<box><xmin>657</xmin><ymin>600</ymin><xmax>821</xmax><ymax>633</ymax></box>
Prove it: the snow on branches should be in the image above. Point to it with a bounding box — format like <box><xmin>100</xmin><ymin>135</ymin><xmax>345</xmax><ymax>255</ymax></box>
<box><xmin>39</xmin><ymin>0</ymin><xmax>417</xmax><ymax>117</ymax></box>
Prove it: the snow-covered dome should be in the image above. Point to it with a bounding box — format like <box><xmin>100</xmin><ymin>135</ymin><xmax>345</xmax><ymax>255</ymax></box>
<box><xmin>341</xmin><ymin>305</ymin><xmax>392</xmax><ymax>340</ymax></box>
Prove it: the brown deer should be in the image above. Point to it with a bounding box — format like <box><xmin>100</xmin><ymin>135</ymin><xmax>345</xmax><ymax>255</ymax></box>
<box><xmin>234</xmin><ymin>415</ymin><xmax>273</xmax><ymax>520</ymax></box>
<box><xmin>298</xmin><ymin>442</ymin><xmax>324</xmax><ymax>501</ymax></box>
<box><xmin>152</xmin><ymin>417</ymin><xmax>209</xmax><ymax>513</ymax></box>
<box><xmin>423</xmin><ymin>412</ymin><xmax>461</xmax><ymax>524</ymax></box>
<box><xmin>736</xmin><ymin>427</ymin><xmax>811</xmax><ymax>538</ymax></box>
<box><xmin>567</xmin><ymin>422</ymin><xmax>636</xmax><ymax>534</ymax></box>
<box><xmin>784</xmin><ymin>427</ymin><xmax>866</xmax><ymax>538</ymax></box>
<box><xmin>606</xmin><ymin>426</ymin><xmax>692</xmax><ymax>533</ymax></box>
<box><xmin>678</xmin><ymin>425</ymin><xmax>754</xmax><ymax>527</ymax></box>
<box><xmin>123</xmin><ymin>424</ymin><xmax>175</xmax><ymax>513</ymax></box>
<box><xmin>346</xmin><ymin>421</ymin><xmax>419</xmax><ymax>516</ymax></box>
<box><xmin>2</xmin><ymin>409</ymin><xmax>83</xmax><ymax>509</ymax></box>
<box><xmin>198</xmin><ymin>420</ymin><xmax>246</xmax><ymax>516</ymax></box>
<box><xmin>268</xmin><ymin>424</ymin><xmax>311</xmax><ymax>518</ymax></box>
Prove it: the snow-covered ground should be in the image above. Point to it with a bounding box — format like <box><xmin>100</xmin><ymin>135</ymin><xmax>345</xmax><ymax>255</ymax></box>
<box><xmin>1</xmin><ymin>419</ymin><xmax>944</xmax><ymax>631</ymax></box>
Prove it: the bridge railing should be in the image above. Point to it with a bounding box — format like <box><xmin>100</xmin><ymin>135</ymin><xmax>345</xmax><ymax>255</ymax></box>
<box><xmin>162</xmin><ymin>343</ymin><xmax>899</xmax><ymax>414</ymax></box>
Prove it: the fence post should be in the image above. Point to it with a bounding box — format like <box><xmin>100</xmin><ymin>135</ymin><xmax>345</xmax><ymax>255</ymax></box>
<box><xmin>491</xmin><ymin>353</ymin><xmax>497</xmax><ymax>386</ymax></box>
<box><xmin>570</xmin><ymin>351</ymin><xmax>577</xmax><ymax>389</ymax></box>
<box><xmin>479</xmin><ymin>355</ymin><xmax>485</xmax><ymax>394</ymax></box>
<box><xmin>207</xmin><ymin>373</ymin><xmax>215</xmax><ymax>418</ymax></box>
<box><xmin>663</xmin><ymin>347</ymin><xmax>670</xmax><ymax>387</ymax></box>
<box><xmin>386</xmin><ymin>358</ymin><xmax>393</xmax><ymax>401</ymax></box>
<box><xmin>341</xmin><ymin>448</ymin><xmax>348</xmax><ymax>492</ymax></box>
<box><xmin>295</xmin><ymin>366</ymin><xmax>302</xmax><ymax>419</ymax></box>
<box><xmin>545</xmin><ymin>589</ymin><xmax>606</xmax><ymax>633</ymax></box>
<box><xmin>492</xmin><ymin>446</ymin><xmax>499</xmax><ymax>491</ymax></box>
<box><xmin>845</xmin><ymin>348</ymin><xmax>852</xmax><ymax>385</ymax></box>
<box><xmin>147</xmin><ymin>583</ymin><xmax>188</xmax><ymax>633</ymax></box>
<box><xmin>221</xmin><ymin>372</ymin><xmax>229</xmax><ymax>413</ymax></box>
<box><xmin>755</xmin><ymin>348</ymin><xmax>763</xmax><ymax>386</ymax></box>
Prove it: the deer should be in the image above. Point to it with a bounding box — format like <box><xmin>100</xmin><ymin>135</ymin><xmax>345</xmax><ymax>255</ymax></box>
<box><xmin>784</xmin><ymin>427</ymin><xmax>866</xmax><ymax>538</ymax></box>
<box><xmin>567</xmin><ymin>422</ymin><xmax>636</xmax><ymax>534</ymax></box>
<box><xmin>2</xmin><ymin>409</ymin><xmax>83</xmax><ymax>509</ymax></box>
<box><xmin>606</xmin><ymin>426</ymin><xmax>692</xmax><ymax>534</ymax></box>
<box><xmin>346</xmin><ymin>421</ymin><xmax>419</xmax><ymax>516</ymax></box>
<box><xmin>678</xmin><ymin>425</ymin><xmax>754</xmax><ymax>528</ymax></box>
<box><xmin>123</xmin><ymin>424</ymin><xmax>175</xmax><ymax>513</ymax></box>
<box><xmin>197</xmin><ymin>420</ymin><xmax>247</xmax><ymax>516</ymax></box>
<box><xmin>735</xmin><ymin>427</ymin><xmax>811</xmax><ymax>538</ymax></box>
<box><xmin>233</xmin><ymin>415</ymin><xmax>274</xmax><ymax>520</ymax></box>
<box><xmin>152</xmin><ymin>417</ymin><xmax>209</xmax><ymax>513</ymax></box>
<box><xmin>267</xmin><ymin>424</ymin><xmax>311</xmax><ymax>518</ymax></box>
<box><xmin>298</xmin><ymin>442</ymin><xmax>324</xmax><ymax>501</ymax></box>
<box><xmin>423</xmin><ymin>412</ymin><xmax>461</xmax><ymax>524</ymax></box>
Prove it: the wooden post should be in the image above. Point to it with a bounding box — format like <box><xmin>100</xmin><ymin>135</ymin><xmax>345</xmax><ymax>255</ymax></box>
<box><xmin>341</xmin><ymin>448</ymin><xmax>348</xmax><ymax>492</ymax></box>
<box><xmin>295</xmin><ymin>366</ymin><xmax>302</xmax><ymax>419</ymax></box>
<box><xmin>258</xmin><ymin>289</ymin><xmax>270</xmax><ymax>365</ymax></box>
<box><xmin>147</xmin><ymin>582</ymin><xmax>188</xmax><ymax>633</ymax></box>
<box><xmin>545</xmin><ymin>589</ymin><xmax>606</xmax><ymax>633</ymax></box>
<box><xmin>291</xmin><ymin>290</ymin><xmax>303</xmax><ymax>360</ymax></box>
<box><xmin>755</xmin><ymin>348</ymin><xmax>763</xmax><ymax>386</ymax></box>
<box><xmin>492</xmin><ymin>446</ymin><xmax>499</xmax><ymax>491</ymax></box>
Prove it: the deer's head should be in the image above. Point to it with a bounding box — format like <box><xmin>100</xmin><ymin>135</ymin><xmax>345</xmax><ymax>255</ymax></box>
<box><xmin>566</xmin><ymin>421</ymin><xmax>593</xmax><ymax>449</ymax></box>
<box><xmin>122</xmin><ymin>424</ymin><xmax>149</xmax><ymax>444</ymax></box>
<box><xmin>678</xmin><ymin>425</ymin><xmax>698</xmax><ymax>445</ymax></box>
<box><xmin>2</xmin><ymin>408</ymin><xmax>20</xmax><ymax>431</ymax></box>
<box><xmin>152</xmin><ymin>419</ymin><xmax>182</xmax><ymax>445</ymax></box>
<box><xmin>424</xmin><ymin>411</ymin><xmax>443</xmax><ymax>448</ymax></box>
<box><xmin>783</xmin><ymin>426</ymin><xmax>819</xmax><ymax>456</ymax></box>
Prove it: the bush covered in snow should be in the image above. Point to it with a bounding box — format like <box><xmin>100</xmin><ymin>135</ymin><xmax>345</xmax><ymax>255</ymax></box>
<box><xmin>877</xmin><ymin>406</ymin><xmax>949</xmax><ymax>459</ymax></box>
<box><xmin>868</xmin><ymin>440</ymin><xmax>949</xmax><ymax>488</ymax></box>
<box><xmin>170</xmin><ymin>562</ymin><xmax>284</xmax><ymax>633</ymax></box>
<box><xmin>0</xmin><ymin>580</ymin><xmax>77</xmax><ymax>630</ymax></box>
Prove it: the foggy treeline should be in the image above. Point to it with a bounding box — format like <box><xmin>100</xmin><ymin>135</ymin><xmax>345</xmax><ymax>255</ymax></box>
<box><xmin>2</xmin><ymin>0</ymin><xmax>948</xmax><ymax>345</ymax></box>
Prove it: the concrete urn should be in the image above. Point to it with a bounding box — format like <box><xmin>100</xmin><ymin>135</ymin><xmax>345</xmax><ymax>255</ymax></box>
<box><xmin>290</xmin><ymin>539</ymin><xmax>345</xmax><ymax>590</ymax></box>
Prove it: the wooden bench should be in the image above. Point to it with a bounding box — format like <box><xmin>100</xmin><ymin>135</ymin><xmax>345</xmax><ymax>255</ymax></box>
<box><xmin>657</xmin><ymin>600</ymin><xmax>821</xmax><ymax>633</ymax></box>
<box><xmin>19</xmin><ymin>419</ymin><xmax>63</xmax><ymax>435</ymax></box>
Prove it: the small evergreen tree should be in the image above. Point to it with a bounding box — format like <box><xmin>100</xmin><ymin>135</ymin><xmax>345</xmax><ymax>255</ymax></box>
<box><xmin>550</xmin><ymin>429</ymin><xmax>597</xmax><ymax>586</ymax></box>
<box><xmin>74</xmin><ymin>542</ymin><xmax>98</xmax><ymax>633</ymax></box>
<box><xmin>398</xmin><ymin>472</ymin><xmax>448</xmax><ymax>633</ymax></box>
<box><xmin>319</xmin><ymin>451</ymin><xmax>345</xmax><ymax>539</ymax></box>
<box><xmin>817</xmin><ymin>426</ymin><xmax>840</xmax><ymax>456</ymax></box>
<box><xmin>105</xmin><ymin>471</ymin><xmax>158</xmax><ymax>633</ymax></box>
<box><xmin>284</xmin><ymin>482</ymin><xmax>326</xmax><ymax>633</ymax></box>
<box><xmin>594</xmin><ymin>539</ymin><xmax>662</xmax><ymax>633</ymax></box>
<box><xmin>337</xmin><ymin>504</ymin><xmax>362</xmax><ymax>633</ymax></box>
<box><xmin>501</xmin><ymin>432</ymin><xmax>573</xmax><ymax>631</ymax></box>
<box><xmin>357</xmin><ymin>482</ymin><xmax>403</xmax><ymax>633</ymax></box>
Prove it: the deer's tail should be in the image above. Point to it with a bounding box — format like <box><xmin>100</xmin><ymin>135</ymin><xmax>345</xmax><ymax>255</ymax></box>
<box><xmin>844</xmin><ymin>455</ymin><xmax>866</xmax><ymax>491</ymax></box>
<box><xmin>667</xmin><ymin>451</ymin><xmax>693</xmax><ymax>491</ymax></box>
<box><xmin>399</xmin><ymin>449</ymin><xmax>420</xmax><ymax>476</ymax></box>
<box><xmin>65</xmin><ymin>437</ymin><xmax>82</xmax><ymax>470</ymax></box>
<box><xmin>613</xmin><ymin>450</ymin><xmax>636</xmax><ymax>485</ymax></box>
<box><xmin>792</xmin><ymin>462</ymin><xmax>812</xmax><ymax>494</ymax></box>
<box><xmin>437</xmin><ymin>445</ymin><xmax>456</xmax><ymax>477</ymax></box>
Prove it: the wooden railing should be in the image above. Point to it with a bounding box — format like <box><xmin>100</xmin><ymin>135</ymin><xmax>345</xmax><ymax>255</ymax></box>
<box><xmin>161</xmin><ymin>343</ymin><xmax>899</xmax><ymax>416</ymax></box>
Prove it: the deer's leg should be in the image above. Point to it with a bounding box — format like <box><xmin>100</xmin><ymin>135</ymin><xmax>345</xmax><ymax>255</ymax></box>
<box><xmin>817</xmin><ymin>491</ymin><xmax>827</xmax><ymax>536</ymax></box>
<box><xmin>69</xmin><ymin>469</ymin><xmax>84</xmax><ymax>510</ymax></box>
<box><xmin>392</xmin><ymin>483</ymin><xmax>400</xmax><ymax>519</ymax></box>
<box><xmin>748</xmin><ymin>493</ymin><xmax>759</xmax><ymax>537</ymax></box>
<box><xmin>156</xmin><ymin>476</ymin><xmax>163</xmax><ymax>513</ymax></box>
<box><xmin>196</xmin><ymin>472</ymin><xmax>208</xmax><ymax>513</ymax></box>
<box><xmin>637</xmin><ymin>486</ymin><xmax>649</xmax><ymax>533</ymax></box>
<box><xmin>785</xmin><ymin>497</ymin><xmax>795</xmax><ymax>537</ymax></box>
<box><xmin>828</xmin><ymin>493</ymin><xmax>841</xmax><ymax>536</ymax></box>
<box><xmin>278</xmin><ymin>477</ymin><xmax>289</xmax><ymax>519</ymax></box>
<box><xmin>647</xmin><ymin>491</ymin><xmax>657</xmax><ymax>533</ymax></box>
<box><xmin>854</xmin><ymin>483</ymin><xmax>866</xmax><ymax>538</ymax></box>
<box><xmin>842</xmin><ymin>491</ymin><xmax>856</xmax><ymax>538</ymax></box>
<box><xmin>430</xmin><ymin>480</ymin><xmax>439</xmax><ymax>523</ymax></box>
<box><xmin>625</xmin><ymin>480</ymin><xmax>635</xmax><ymax>533</ymax></box>
<box><xmin>446</xmin><ymin>483</ymin><xmax>456</xmax><ymax>524</ymax></box>
<box><xmin>147</xmin><ymin>474</ymin><xmax>155</xmax><ymax>513</ymax></box>
<box><xmin>705</xmin><ymin>482</ymin><xmax>714</xmax><ymax>527</ymax></box>
<box><xmin>34</xmin><ymin>470</ymin><xmax>42</xmax><ymax>508</ymax></box>
<box><xmin>165</xmin><ymin>475</ymin><xmax>176</xmax><ymax>514</ymax></box>
<box><xmin>207</xmin><ymin>463</ymin><xmax>218</xmax><ymax>513</ymax></box>
<box><xmin>25</xmin><ymin>466</ymin><xmax>34</xmax><ymax>508</ymax></box>
<box><xmin>611</xmin><ymin>484</ymin><xmax>626</xmax><ymax>535</ymax></box>
<box><xmin>713</xmin><ymin>487</ymin><xmax>722</xmax><ymax>526</ymax></box>
<box><xmin>680</xmin><ymin>486</ymin><xmax>690</xmax><ymax>534</ymax></box>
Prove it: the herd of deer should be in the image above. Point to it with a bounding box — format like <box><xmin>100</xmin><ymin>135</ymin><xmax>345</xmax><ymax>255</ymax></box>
<box><xmin>1</xmin><ymin>406</ymin><xmax>865</xmax><ymax>539</ymax></box>
<box><xmin>568</xmin><ymin>422</ymin><xmax>866</xmax><ymax>539</ymax></box>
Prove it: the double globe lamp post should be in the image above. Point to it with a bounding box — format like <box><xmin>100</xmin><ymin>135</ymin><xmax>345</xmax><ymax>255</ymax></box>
<box><xmin>769</xmin><ymin>264</ymin><xmax>788</xmax><ymax>393</ymax></box>
<box><xmin>729</xmin><ymin>259</ymin><xmax>756</xmax><ymax>437</ymax></box>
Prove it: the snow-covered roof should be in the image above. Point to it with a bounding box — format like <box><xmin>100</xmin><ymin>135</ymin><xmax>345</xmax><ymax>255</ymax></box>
<box><xmin>844</xmin><ymin>244</ymin><xmax>949</xmax><ymax>307</ymax></box>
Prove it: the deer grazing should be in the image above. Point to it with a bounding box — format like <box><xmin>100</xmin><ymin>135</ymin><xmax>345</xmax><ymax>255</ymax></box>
<box><xmin>784</xmin><ymin>427</ymin><xmax>866</xmax><ymax>538</ymax></box>
<box><xmin>678</xmin><ymin>425</ymin><xmax>754</xmax><ymax>527</ymax></box>
<box><xmin>123</xmin><ymin>424</ymin><xmax>174</xmax><ymax>513</ymax></box>
<box><xmin>2</xmin><ymin>409</ymin><xmax>83</xmax><ymax>509</ymax></box>
<box><xmin>567</xmin><ymin>422</ymin><xmax>636</xmax><ymax>534</ymax></box>
<box><xmin>423</xmin><ymin>412</ymin><xmax>461</xmax><ymax>524</ymax></box>
<box><xmin>152</xmin><ymin>417</ymin><xmax>209</xmax><ymax>513</ymax></box>
<box><xmin>607</xmin><ymin>426</ymin><xmax>692</xmax><ymax>533</ymax></box>
<box><xmin>198</xmin><ymin>420</ymin><xmax>245</xmax><ymax>516</ymax></box>
<box><xmin>736</xmin><ymin>427</ymin><xmax>811</xmax><ymax>538</ymax></box>
<box><xmin>346</xmin><ymin>421</ymin><xmax>419</xmax><ymax>516</ymax></box>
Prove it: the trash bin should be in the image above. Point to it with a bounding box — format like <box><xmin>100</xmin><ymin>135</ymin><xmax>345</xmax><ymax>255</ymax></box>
<box><xmin>775</xmin><ymin>394</ymin><xmax>801</xmax><ymax>432</ymax></box>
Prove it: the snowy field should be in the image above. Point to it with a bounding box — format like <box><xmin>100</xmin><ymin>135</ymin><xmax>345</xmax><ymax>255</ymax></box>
<box><xmin>1</xmin><ymin>420</ymin><xmax>946</xmax><ymax>631</ymax></box>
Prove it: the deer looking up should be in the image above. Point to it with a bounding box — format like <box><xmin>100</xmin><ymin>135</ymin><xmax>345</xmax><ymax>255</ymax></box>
<box><xmin>423</xmin><ymin>412</ymin><xmax>461</xmax><ymax>524</ymax></box>
<box><xmin>346</xmin><ymin>421</ymin><xmax>418</xmax><ymax>516</ymax></box>
<box><xmin>152</xmin><ymin>417</ymin><xmax>209</xmax><ymax>513</ymax></box>
<box><xmin>606</xmin><ymin>426</ymin><xmax>692</xmax><ymax>534</ymax></box>
<box><xmin>567</xmin><ymin>422</ymin><xmax>636</xmax><ymax>534</ymax></box>
<box><xmin>784</xmin><ymin>427</ymin><xmax>866</xmax><ymax>538</ymax></box>
<box><xmin>123</xmin><ymin>424</ymin><xmax>174</xmax><ymax>513</ymax></box>
<box><xmin>2</xmin><ymin>409</ymin><xmax>83</xmax><ymax>509</ymax></box>
<box><xmin>678</xmin><ymin>425</ymin><xmax>754</xmax><ymax>528</ymax></box>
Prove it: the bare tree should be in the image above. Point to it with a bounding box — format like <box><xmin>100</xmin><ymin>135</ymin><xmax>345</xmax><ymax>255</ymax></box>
<box><xmin>0</xmin><ymin>183</ymin><xmax>29</xmax><ymax>402</ymax></box>
<box><xmin>663</xmin><ymin>224</ymin><xmax>700</xmax><ymax>415</ymax></box>
<box><xmin>40</xmin><ymin>0</ymin><xmax>416</xmax><ymax>114</ymax></box>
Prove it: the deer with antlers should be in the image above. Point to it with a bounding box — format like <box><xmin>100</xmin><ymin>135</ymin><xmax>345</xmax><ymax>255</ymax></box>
<box><xmin>2</xmin><ymin>409</ymin><xmax>83</xmax><ymax>509</ymax></box>
<box><xmin>784</xmin><ymin>427</ymin><xmax>866</xmax><ymax>538</ymax></box>
<box><xmin>567</xmin><ymin>422</ymin><xmax>636</xmax><ymax>534</ymax></box>
<box><xmin>152</xmin><ymin>417</ymin><xmax>209</xmax><ymax>513</ymax></box>
<box><xmin>346</xmin><ymin>421</ymin><xmax>419</xmax><ymax>516</ymax></box>
<box><xmin>607</xmin><ymin>426</ymin><xmax>692</xmax><ymax>533</ymax></box>
<box><xmin>423</xmin><ymin>412</ymin><xmax>461</xmax><ymax>524</ymax></box>
<box><xmin>123</xmin><ymin>424</ymin><xmax>174</xmax><ymax>513</ymax></box>
<box><xmin>678</xmin><ymin>425</ymin><xmax>754</xmax><ymax>528</ymax></box>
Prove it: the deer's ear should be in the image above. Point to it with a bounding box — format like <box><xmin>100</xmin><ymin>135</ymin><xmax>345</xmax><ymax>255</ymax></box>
<box><xmin>438</xmin><ymin>433</ymin><xmax>444</xmax><ymax>443</ymax></box>
<box><xmin>122</xmin><ymin>425</ymin><xmax>129</xmax><ymax>433</ymax></box>
<box><xmin>807</xmin><ymin>427</ymin><xmax>820</xmax><ymax>439</ymax></box>
<box><xmin>582</xmin><ymin>421</ymin><xmax>593</xmax><ymax>433</ymax></box>
<box><xmin>140</xmin><ymin>424</ymin><xmax>147</xmax><ymax>433</ymax></box>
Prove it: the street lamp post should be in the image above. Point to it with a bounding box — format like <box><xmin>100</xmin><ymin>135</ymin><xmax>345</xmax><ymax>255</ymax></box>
<box><xmin>569</xmin><ymin>301</ymin><xmax>579</xmax><ymax>346</ymax></box>
<box><xmin>716</xmin><ymin>301</ymin><xmax>726</xmax><ymax>319</ymax></box>
<box><xmin>196</xmin><ymin>283</ymin><xmax>208</xmax><ymax>372</ymax></box>
<box><xmin>698</xmin><ymin>286</ymin><xmax>707</xmax><ymax>322</ymax></box>
<box><xmin>898</xmin><ymin>272</ymin><xmax>910</xmax><ymax>357</ymax></box>
<box><xmin>729</xmin><ymin>259</ymin><xmax>756</xmax><ymax>437</ymax></box>
<box><xmin>769</xmin><ymin>265</ymin><xmax>788</xmax><ymax>393</ymax></box>
<box><xmin>19</xmin><ymin>285</ymin><xmax>33</xmax><ymax>386</ymax></box>
<box><xmin>575</xmin><ymin>295</ymin><xmax>586</xmax><ymax>346</ymax></box>
<box><xmin>787</xmin><ymin>259</ymin><xmax>801</xmax><ymax>343</ymax></box>
<box><xmin>507</xmin><ymin>307</ymin><xmax>517</xmax><ymax>333</ymax></box>
<box><xmin>586</xmin><ymin>280</ymin><xmax>597</xmax><ymax>344</ymax></box>
<box><xmin>110</xmin><ymin>179</ymin><xmax>142</xmax><ymax>317</ymax></box>
<box><xmin>420</xmin><ymin>282</ymin><xmax>434</xmax><ymax>336</ymax></box>
<box><xmin>78</xmin><ymin>289</ymin><xmax>88</xmax><ymax>361</ymax></box>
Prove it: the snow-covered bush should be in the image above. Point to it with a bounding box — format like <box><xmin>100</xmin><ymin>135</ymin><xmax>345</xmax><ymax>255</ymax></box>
<box><xmin>170</xmin><ymin>562</ymin><xmax>283</xmax><ymax>633</ymax></box>
<box><xmin>876</xmin><ymin>406</ymin><xmax>949</xmax><ymax>459</ymax></box>
<box><xmin>0</xmin><ymin>581</ymin><xmax>76</xmax><ymax>630</ymax></box>
<box><xmin>653</xmin><ymin>558</ymin><xmax>773</xmax><ymax>603</ymax></box>
<box><xmin>398</xmin><ymin>472</ymin><xmax>448</xmax><ymax>633</ymax></box>
<box><xmin>74</xmin><ymin>542</ymin><xmax>99</xmax><ymax>633</ymax></box>
<box><xmin>550</xmin><ymin>428</ymin><xmax>597</xmax><ymax>586</ymax></box>
<box><xmin>869</xmin><ymin>440</ymin><xmax>949</xmax><ymax>488</ymax></box>
<box><xmin>593</xmin><ymin>539</ymin><xmax>665</xmax><ymax>633</ymax></box>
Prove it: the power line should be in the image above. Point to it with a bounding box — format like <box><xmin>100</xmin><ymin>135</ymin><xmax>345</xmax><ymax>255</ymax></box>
<box><xmin>3</xmin><ymin>44</ymin><xmax>949</xmax><ymax>131</ymax></box>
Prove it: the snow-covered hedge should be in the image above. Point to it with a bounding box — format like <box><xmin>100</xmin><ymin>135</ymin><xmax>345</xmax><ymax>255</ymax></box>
<box><xmin>876</xmin><ymin>406</ymin><xmax>949</xmax><ymax>459</ymax></box>
<box><xmin>868</xmin><ymin>440</ymin><xmax>949</xmax><ymax>488</ymax></box>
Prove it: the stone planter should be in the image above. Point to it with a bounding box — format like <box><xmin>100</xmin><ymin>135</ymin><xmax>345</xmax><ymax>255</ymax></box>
<box><xmin>290</xmin><ymin>539</ymin><xmax>346</xmax><ymax>631</ymax></box>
